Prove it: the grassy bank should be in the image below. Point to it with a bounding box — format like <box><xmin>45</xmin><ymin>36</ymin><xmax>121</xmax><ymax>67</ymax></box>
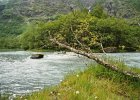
<box><xmin>15</xmin><ymin>64</ymin><xmax>140</xmax><ymax>100</ymax></box>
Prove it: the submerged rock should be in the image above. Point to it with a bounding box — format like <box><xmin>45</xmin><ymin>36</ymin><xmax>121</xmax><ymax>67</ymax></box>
<box><xmin>30</xmin><ymin>54</ymin><xmax>44</xmax><ymax>59</ymax></box>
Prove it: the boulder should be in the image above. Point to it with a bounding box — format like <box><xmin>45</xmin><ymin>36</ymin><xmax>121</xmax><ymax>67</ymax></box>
<box><xmin>30</xmin><ymin>54</ymin><xmax>44</xmax><ymax>59</ymax></box>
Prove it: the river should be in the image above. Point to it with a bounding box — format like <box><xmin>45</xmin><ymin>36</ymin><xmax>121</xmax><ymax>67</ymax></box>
<box><xmin>0</xmin><ymin>51</ymin><xmax>140</xmax><ymax>95</ymax></box>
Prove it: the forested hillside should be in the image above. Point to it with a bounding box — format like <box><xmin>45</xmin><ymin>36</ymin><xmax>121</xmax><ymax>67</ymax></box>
<box><xmin>0</xmin><ymin>0</ymin><xmax>140</xmax><ymax>35</ymax></box>
<box><xmin>0</xmin><ymin>0</ymin><xmax>140</xmax><ymax>51</ymax></box>
<box><xmin>0</xmin><ymin>1</ymin><xmax>140</xmax><ymax>99</ymax></box>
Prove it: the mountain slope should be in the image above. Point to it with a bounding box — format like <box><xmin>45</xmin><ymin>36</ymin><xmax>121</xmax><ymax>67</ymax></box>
<box><xmin>1</xmin><ymin>0</ymin><xmax>140</xmax><ymax>19</ymax></box>
<box><xmin>0</xmin><ymin>0</ymin><xmax>140</xmax><ymax>35</ymax></box>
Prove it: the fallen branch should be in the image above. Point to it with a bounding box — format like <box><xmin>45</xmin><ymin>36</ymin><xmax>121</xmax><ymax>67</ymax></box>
<box><xmin>50</xmin><ymin>39</ymin><xmax>140</xmax><ymax>79</ymax></box>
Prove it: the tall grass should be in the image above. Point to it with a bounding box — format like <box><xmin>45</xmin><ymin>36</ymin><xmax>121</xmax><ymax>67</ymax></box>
<box><xmin>15</xmin><ymin>63</ymin><xmax>140</xmax><ymax>100</ymax></box>
<box><xmin>100</xmin><ymin>55</ymin><xmax>140</xmax><ymax>74</ymax></box>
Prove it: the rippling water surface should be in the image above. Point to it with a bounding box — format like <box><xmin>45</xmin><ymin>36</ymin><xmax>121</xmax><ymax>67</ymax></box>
<box><xmin>0</xmin><ymin>51</ymin><xmax>140</xmax><ymax>95</ymax></box>
<box><xmin>0</xmin><ymin>51</ymin><xmax>93</xmax><ymax>95</ymax></box>
<box><xmin>106</xmin><ymin>53</ymin><xmax>140</xmax><ymax>68</ymax></box>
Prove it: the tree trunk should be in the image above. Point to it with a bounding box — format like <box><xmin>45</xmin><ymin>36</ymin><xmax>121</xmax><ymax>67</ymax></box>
<box><xmin>50</xmin><ymin>39</ymin><xmax>140</xmax><ymax>79</ymax></box>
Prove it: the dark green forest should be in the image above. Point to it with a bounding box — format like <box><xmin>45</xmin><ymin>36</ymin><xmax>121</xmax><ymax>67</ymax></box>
<box><xmin>0</xmin><ymin>0</ymin><xmax>140</xmax><ymax>52</ymax></box>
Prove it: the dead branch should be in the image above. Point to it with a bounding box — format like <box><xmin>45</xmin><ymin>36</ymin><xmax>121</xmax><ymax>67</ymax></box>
<box><xmin>100</xmin><ymin>43</ymin><xmax>106</xmax><ymax>53</ymax></box>
<box><xmin>50</xmin><ymin>39</ymin><xmax>140</xmax><ymax>79</ymax></box>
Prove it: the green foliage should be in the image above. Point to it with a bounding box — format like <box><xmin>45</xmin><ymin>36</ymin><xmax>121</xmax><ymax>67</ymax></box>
<box><xmin>0</xmin><ymin>18</ymin><xmax>23</xmax><ymax>49</ymax></box>
<box><xmin>0</xmin><ymin>2</ymin><xmax>24</xmax><ymax>36</ymax></box>
<box><xmin>90</xmin><ymin>17</ymin><xmax>140</xmax><ymax>48</ymax></box>
<box><xmin>90</xmin><ymin>5</ymin><xmax>107</xmax><ymax>18</ymax></box>
<box><xmin>0</xmin><ymin>18</ymin><xmax>24</xmax><ymax>35</ymax></box>
<box><xmin>0</xmin><ymin>1</ymin><xmax>140</xmax><ymax>51</ymax></box>
<box><xmin>19</xmin><ymin>11</ymin><xmax>97</xmax><ymax>50</ymax></box>
<box><xmin>18</xmin><ymin>10</ymin><xmax>140</xmax><ymax>51</ymax></box>
<box><xmin>0</xmin><ymin>35</ymin><xmax>20</xmax><ymax>49</ymax></box>
<box><xmin>20</xmin><ymin>21</ymin><xmax>53</xmax><ymax>50</ymax></box>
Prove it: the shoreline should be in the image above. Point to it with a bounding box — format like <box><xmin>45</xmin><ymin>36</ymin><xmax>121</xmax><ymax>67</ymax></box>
<box><xmin>0</xmin><ymin>52</ymin><xmax>140</xmax><ymax>100</ymax></box>
<box><xmin>15</xmin><ymin>64</ymin><xmax>140</xmax><ymax>100</ymax></box>
<box><xmin>0</xmin><ymin>63</ymin><xmax>140</xmax><ymax>100</ymax></box>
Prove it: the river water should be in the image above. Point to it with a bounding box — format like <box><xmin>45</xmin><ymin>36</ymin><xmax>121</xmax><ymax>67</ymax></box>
<box><xmin>0</xmin><ymin>51</ymin><xmax>140</xmax><ymax>95</ymax></box>
<box><xmin>0</xmin><ymin>51</ymin><xmax>93</xmax><ymax>95</ymax></box>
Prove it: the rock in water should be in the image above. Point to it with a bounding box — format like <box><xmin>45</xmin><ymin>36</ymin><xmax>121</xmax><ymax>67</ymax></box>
<box><xmin>30</xmin><ymin>54</ymin><xmax>44</xmax><ymax>59</ymax></box>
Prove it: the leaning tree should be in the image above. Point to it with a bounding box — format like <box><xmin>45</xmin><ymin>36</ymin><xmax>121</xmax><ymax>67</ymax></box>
<box><xmin>45</xmin><ymin>11</ymin><xmax>140</xmax><ymax>79</ymax></box>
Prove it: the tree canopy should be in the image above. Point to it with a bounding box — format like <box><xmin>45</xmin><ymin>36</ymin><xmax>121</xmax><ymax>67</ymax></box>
<box><xmin>18</xmin><ymin>8</ymin><xmax>140</xmax><ymax>52</ymax></box>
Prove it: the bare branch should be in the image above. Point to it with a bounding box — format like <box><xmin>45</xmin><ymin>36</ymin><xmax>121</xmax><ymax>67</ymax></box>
<box><xmin>50</xmin><ymin>39</ymin><xmax>140</xmax><ymax>79</ymax></box>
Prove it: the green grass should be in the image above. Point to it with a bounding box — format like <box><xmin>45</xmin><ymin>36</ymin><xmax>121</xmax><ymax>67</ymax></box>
<box><xmin>15</xmin><ymin>64</ymin><xmax>140</xmax><ymax>100</ymax></box>
<box><xmin>100</xmin><ymin>55</ymin><xmax>140</xmax><ymax>74</ymax></box>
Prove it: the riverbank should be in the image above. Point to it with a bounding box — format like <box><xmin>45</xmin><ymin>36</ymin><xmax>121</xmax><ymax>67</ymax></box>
<box><xmin>15</xmin><ymin>64</ymin><xmax>140</xmax><ymax>100</ymax></box>
<box><xmin>0</xmin><ymin>47</ymin><xmax>140</xmax><ymax>53</ymax></box>
<box><xmin>0</xmin><ymin>52</ymin><xmax>140</xmax><ymax>100</ymax></box>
